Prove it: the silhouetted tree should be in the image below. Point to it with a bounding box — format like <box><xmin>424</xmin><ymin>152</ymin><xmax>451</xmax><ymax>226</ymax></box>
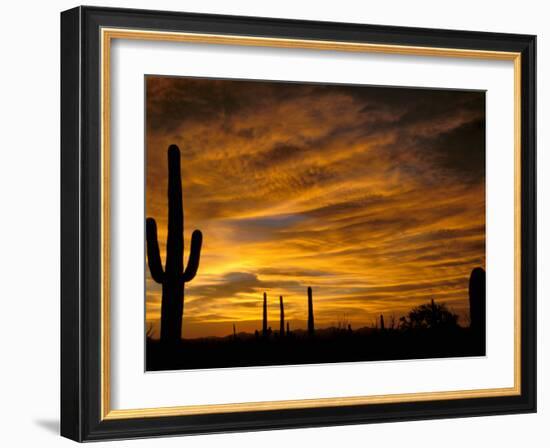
<box><xmin>146</xmin><ymin>145</ymin><xmax>203</xmax><ymax>343</ymax></box>
<box><xmin>307</xmin><ymin>286</ymin><xmax>315</xmax><ymax>336</ymax></box>
<box><xmin>399</xmin><ymin>299</ymin><xmax>459</xmax><ymax>330</ymax></box>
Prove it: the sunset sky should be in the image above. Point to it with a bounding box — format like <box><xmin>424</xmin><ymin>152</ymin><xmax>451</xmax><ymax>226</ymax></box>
<box><xmin>145</xmin><ymin>76</ymin><xmax>486</xmax><ymax>339</ymax></box>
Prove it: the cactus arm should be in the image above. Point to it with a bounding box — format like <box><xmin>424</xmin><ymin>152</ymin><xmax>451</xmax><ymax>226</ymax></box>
<box><xmin>182</xmin><ymin>229</ymin><xmax>203</xmax><ymax>282</ymax></box>
<box><xmin>145</xmin><ymin>218</ymin><xmax>165</xmax><ymax>283</ymax></box>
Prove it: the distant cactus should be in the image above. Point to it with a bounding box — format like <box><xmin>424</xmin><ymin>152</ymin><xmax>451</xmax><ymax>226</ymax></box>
<box><xmin>307</xmin><ymin>287</ymin><xmax>315</xmax><ymax>336</ymax></box>
<box><xmin>262</xmin><ymin>292</ymin><xmax>268</xmax><ymax>337</ymax></box>
<box><xmin>233</xmin><ymin>323</ymin><xmax>237</xmax><ymax>339</ymax></box>
<box><xmin>146</xmin><ymin>145</ymin><xmax>202</xmax><ymax>343</ymax></box>
<box><xmin>279</xmin><ymin>295</ymin><xmax>285</xmax><ymax>337</ymax></box>
<box><xmin>380</xmin><ymin>314</ymin><xmax>385</xmax><ymax>330</ymax></box>
<box><xmin>469</xmin><ymin>267</ymin><xmax>486</xmax><ymax>350</ymax></box>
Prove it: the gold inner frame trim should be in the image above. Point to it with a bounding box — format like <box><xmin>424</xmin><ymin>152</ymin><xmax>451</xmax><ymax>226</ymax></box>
<box><xmin>100</xmin><ymin>27</ymin><xmax>522</xmax><ymax>420</ymax></box>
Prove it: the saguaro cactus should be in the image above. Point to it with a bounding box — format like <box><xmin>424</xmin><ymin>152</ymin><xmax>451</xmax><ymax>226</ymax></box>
<box><xmin>307</xmin><ymin>287</ymin><xmax>315</xmax><ymax>336</ymax></box>
<box><xmin>380</xmin><ymin>314</ymin><xmax>385</xmax><ymax>330</ymax></box>
<box><xmin>262</xmin><ymin>292</ymin><xmax>268</xmax><ymax>337</ymax></box>
<box><xmin>146</xmin><ymin>145</ymin><xmax>203</xmax><ymax>343</ymax></box>
<box><xmin>469</xmin><ymin>267</ymin><xmax>486</xmax><ymax>351</ymax></box>
<box><xmin>279</xmin><ymin>296</ymin><xmax>285</xmax><ymax>337</ymax></box>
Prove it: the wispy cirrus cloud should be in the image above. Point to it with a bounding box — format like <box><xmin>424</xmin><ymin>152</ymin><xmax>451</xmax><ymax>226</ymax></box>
<box><xmin>145</xmin><ymin>77</ymin><xmax>485</xmax><ymax>339</ymax></box>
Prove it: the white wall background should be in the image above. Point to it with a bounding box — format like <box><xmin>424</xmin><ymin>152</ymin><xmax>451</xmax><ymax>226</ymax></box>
<box><xmin>0</xmin><ymin>0</ymin><xmax>546</xmax><ymax>446</ymax></box>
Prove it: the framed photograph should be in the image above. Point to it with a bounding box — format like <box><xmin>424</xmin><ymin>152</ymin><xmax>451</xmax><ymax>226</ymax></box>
<box><xmin>61</xmin><ymin>6</ymin><xmax>536</xmax><ymax>441</ymax></box>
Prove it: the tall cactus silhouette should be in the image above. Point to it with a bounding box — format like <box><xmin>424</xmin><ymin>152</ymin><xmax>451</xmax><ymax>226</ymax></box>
<box><xmin>146</xmin><ymin>145</ymin><xmax>203</xmax><ymax>343</ymax></box>
<box><xmin>307</xmin><ymin>287</ymin><xmax>315</xmax><ymax>336</ymax></box>
<box><xmin>279</xmin><ymin>296</ymin><xmax>285</xmax><ymax>337</ymax></box>
<box><xmin>469</xmin><ymin>267</ymin><xmax>486</xmax><ymax>352</ymax></box>
<box><xmin>380</xmin><ymin>314</ymin><xmax>385</xmax><ymax>331</ymax></box>
<box><xmin>262</xmin><ymin>292</ymin><xmax>268</xmax><ymax>337</ymax></box>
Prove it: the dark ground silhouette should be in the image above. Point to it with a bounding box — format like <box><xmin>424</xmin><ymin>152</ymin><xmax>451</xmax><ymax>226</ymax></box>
<box><xmin>146</xmin><ymin>295</ymin><xmax>485</xmax><ymax>371</ymax></box>
<box><xmin>146</xmin><ymin>322</ymin><xmax>484</xmax><ymax>371</ymax></box>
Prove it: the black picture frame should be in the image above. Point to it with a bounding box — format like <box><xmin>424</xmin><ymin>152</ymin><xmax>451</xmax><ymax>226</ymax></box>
<box><xmin>61</xmin><ymin>5</ymin><xmax>536</xmax><ymax>442</ymax></box>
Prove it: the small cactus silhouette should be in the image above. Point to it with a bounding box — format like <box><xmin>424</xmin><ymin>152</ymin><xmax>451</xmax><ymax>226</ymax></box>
<box><xmin>279</xmin><ymin>295</ymin><xmax>285</xmax><ymax>337</ymax></box>
<box><xmin>307</xmin><ymin>287</ymin><xmax>315</xmax><ymax>336</ymax></box>
<box><xmin>146</xmin><ymin>145</ymin><xmax>202</xmax><ymax>343</ymax></box>
<box><xmin>380</xmin><ymin>314</ymin><xmax>385</xmax><ymax>330</ymax></box>
<box><xmin>262</xmin><ymin>292</ymin><xmax>268</xmax><ymax>337</ymax></box>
